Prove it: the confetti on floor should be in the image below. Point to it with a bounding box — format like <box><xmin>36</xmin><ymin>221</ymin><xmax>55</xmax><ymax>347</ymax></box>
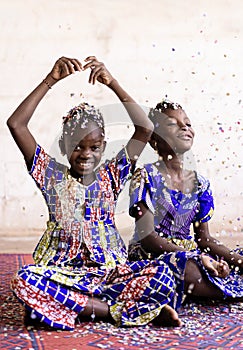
<box><xmin>1</xmin><ymin>254</ymin><xmax>243</xmax><ymax>350</ymax></box>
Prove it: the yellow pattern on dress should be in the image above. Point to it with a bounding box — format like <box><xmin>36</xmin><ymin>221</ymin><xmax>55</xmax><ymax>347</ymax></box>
<box><xmin>109</xmin><ymin>302</ymin><xmax>163</xmax><ymax>326</ymax></box>
<box><xmin>200</xmin><ymin>207</ymin><xmax>214</xmax><ymax>223</ymax></box>
<box><xmin>34</xmin><ymin>221</ymin><xmax>61</xmax><ymax>264</ymax></box>
<box><xmin>168</xmin><ymin>238</ymin><xmax>197</xmax><ymax>251</ymax></box>
<box><xmin>28</xmin><ymin>264</ymin><xmax>89</xmax><ymax>287</ymax></box>
<box><xmin>98</xmin><ymin>221</ymin><xmax>117</xmax><ymax>268</ymax></box>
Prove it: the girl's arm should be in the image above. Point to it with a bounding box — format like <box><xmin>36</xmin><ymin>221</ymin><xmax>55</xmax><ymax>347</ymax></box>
<box><xmin>135</xmin><ymin>202</ymin><xmax>230</xmax><ymax>277</ymax></box>
<box><xmin>194</xmin><ymin>221</ymin><xmax>243</xmax><ymax>270</ymax></box>
<box><xmin>83</xmin><ymin>56</ymin><xmax>154</xmax><ymax>162</ymax></box>
<box><xmin>7</xmin><ymin>57</ymin><xmax>83</xmax><ymax>165</ymax></box>
<box><xmin>134</xmin><ymin>201</ymin><xmax>187</xmax><ymax>254</ymax></box>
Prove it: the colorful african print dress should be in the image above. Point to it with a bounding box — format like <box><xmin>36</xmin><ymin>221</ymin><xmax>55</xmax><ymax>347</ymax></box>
<box><xmin>11</xmin><ymin>146</ymin><xmax>184</xmax><ymax>330</ymax></box>
<box><xmin>129</xmin><ymin>164</ymin><xmax>243</xmax><ymax>300</ymax></box>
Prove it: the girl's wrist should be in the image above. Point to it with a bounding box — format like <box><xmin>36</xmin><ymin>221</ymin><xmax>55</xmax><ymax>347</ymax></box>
<box><xmin>42</xmin><ymin>75</ymin><xmax>58</xmax><ymax>89</ymax></box>
<box><xmin>107</xmin><ymin>78</ymin><xmax>118</xmax><ymax>89</ymax></box>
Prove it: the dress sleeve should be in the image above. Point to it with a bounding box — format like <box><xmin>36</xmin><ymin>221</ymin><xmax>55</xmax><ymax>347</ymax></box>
<box><xmin>129</xmin><ymin>166</ymin><xmax>155</xmax><ymax>217</ymax></box>
<box><xmin>29</xmin><ymin>145</ymin><xmax>52</xmax><ymax>190</ymax></box>
<box><xmin>29</xmin><ymin>144</ymin><xmax>64</xmax><ymax>191</ymax></box>
<box><xmin>193</xmin><ymin>174</ymin><xmax>214</xmax><ymax>223</ymax></box>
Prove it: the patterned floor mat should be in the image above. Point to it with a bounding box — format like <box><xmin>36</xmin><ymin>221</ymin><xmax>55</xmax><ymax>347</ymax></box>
<box><xmin>1</xmin><ymin>254</ymin><xmax>242</xmax><ymax>350</ymax></box>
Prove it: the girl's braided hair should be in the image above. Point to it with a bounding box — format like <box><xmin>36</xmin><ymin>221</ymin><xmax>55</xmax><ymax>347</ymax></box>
<box><xmin>59</xmin><ymin>102</ymin><xmax>105</xmax><ymax>156</ymax></box>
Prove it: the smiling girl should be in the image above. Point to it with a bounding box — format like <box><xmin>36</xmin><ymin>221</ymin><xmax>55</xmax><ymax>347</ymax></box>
<box><xmin>129</xmin><ymin>99</ymin><xmax>243</xmax><ymax>302</ymax></box>
<box><xmin>7</xmin><ymin>57</ymin><xmax>186</xmax><ymax>329</ymax></box>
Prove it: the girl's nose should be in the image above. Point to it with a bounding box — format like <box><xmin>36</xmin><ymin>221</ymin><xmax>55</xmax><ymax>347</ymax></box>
<box><xmin>80</xmin><ymin>148</ymin><xmax>91</xmax><ymax>158</ymax></box>
<box><xmin>180</xmin><ymin>123</ymin><xmax>189</xmax><ymax>131</ymax></box>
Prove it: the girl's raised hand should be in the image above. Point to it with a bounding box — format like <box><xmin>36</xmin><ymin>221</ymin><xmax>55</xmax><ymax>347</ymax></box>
<box><xmin>83</xmin><ymin>56</ymin><xmax>115</xmax><ymax>85</ymax></box>
<box><xmin>49</xmin><ymin>57</ymin><xmax>83</xmax><ymax>81</ymax></box>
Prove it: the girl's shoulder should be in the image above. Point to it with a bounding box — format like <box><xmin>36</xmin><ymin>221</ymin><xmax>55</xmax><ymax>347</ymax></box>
<box><xmin>130</xmin><ymin>163</ymin><xmax>161</xmax><ymax>192</ymax></box>
<box><xmin>96</xmin><ymin>147</ymin><xmax>133</xmax><ymax>191</ymax></box>
<box><xmin>30</xmin><ymin>144</ymin><xmax>68</xmax><ymax>179</ymax></box>
<box><xmin>195</xmin><ymin>172</ymin><xmax>212</xmax><ymax>193</ymax></box>
<box><xmin>134</xmin><ymin>163</ymin><xmax>158</xmax><ymax>177</ymax></box>
<box><xmin>99</xmin><ymin>147</ymin><xmax>130</xmax><ymax>169</ymax></box>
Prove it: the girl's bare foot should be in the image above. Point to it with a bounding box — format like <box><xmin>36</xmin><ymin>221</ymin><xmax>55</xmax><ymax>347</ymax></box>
<box><xmin>152</xmin><ymin>304</ymin><xmax>182</xmax><ymax>327</ymax></box>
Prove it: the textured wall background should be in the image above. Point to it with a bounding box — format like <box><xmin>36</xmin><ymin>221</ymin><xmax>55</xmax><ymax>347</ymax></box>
<box><xmin>1</xmin><ymin>0</ymin><xmax>242</xmax><ymax>241</ymax></box>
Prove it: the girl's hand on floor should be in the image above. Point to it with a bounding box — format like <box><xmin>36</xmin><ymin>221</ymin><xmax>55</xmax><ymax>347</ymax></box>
<box><xmin>201</xmin><ymin>254</ymin><xmax>230</xmax><ymax>278</ymax></box>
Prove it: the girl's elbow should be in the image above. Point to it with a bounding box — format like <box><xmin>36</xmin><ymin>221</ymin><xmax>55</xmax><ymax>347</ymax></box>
<box><xmin>7</xmin><ymin>117</ymin><xmax>18</xmax><ymax>131</ymax></box>
<box><xmin>6</xmin><ymin>118</ymin><xmax>12</xmax><ymax>129</ymax></box>
<box><xmin>135</xmin><ymin>125</ymin><xmax>153</xmax><ymax>141</ymax></box>
<box><xmin>144</xmin><ymin>120</ymin><xmax>154</xmax><ymax>135</ymax></box>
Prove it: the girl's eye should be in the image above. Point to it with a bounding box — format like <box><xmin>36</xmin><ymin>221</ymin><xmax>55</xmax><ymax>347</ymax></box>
<box><xmin>73</xmin><ymin>145</ymin><xmax>101</xmax><ymax>151</ymax></box>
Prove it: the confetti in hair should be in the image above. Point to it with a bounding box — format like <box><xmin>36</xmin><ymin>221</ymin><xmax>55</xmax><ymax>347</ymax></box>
<box><xmin>62</xmin><ymin>102</ymin><xmax>104</xmax><ymax>132</ymax></box>
<box><xmin>59</xmin><ymin>102</ymin><xmax>105</xmax><ymax>155</ymax></box>
<box><xmin>148</xmin><ymin>98</ymin><xmax>183</xmax><ymax>129</ymax></box>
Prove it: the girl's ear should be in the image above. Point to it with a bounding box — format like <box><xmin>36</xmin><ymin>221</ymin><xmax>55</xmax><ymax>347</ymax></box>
<box><xmin>149</xmin><ymin>134</ymin><xmax>158</xmax><ymax>151</ymax></box>
<box><xmin>102</xmin><ymin>141</ymin><xmax>107</xmax><ymax>153</ymax></box>
<box><xmin>59</xmin><ymin>137</ymin><xmax>67</xmax><ymax>156</ymax></box>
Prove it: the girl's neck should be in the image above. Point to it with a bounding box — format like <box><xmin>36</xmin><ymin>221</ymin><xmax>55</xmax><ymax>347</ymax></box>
<box><xmin>157</xmin><ymin>153</ymin><xmax>184</xmax><ymax>176</ymax></box>
<box><xmin>155</xmin><ymin>153</ymin><xmax>196</xmax><ymax>193</ymax></box>
<box><xmin>69</xmin><ymin>170</ymin><xmax>96</xmax><ymax>186</ymax></box>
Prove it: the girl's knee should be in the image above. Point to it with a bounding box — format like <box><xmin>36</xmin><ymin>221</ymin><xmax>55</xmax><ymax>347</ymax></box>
<box><xmin>184</xmin><ymin>259</ymin><xmax>202</xmax><ymax>287</ymax></box>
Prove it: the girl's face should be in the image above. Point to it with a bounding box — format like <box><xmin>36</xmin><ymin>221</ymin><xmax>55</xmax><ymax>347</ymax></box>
<box><xmin>153</xmin><ymin>108</ymin><xmax>195</xmax><ymax>155</ymax></box>
<box><xmin>65</xmin><ymin>123</ymin><xmax>105</xmax><ymax>180</ymax></box>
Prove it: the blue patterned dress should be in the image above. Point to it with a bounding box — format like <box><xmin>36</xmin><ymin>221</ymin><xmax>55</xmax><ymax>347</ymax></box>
<box><xmin>11</xmin><ymin>146</ymin><xmax>187</xmax><ymax>330</ymax></box>
<box><xmin>129</xmin><ymin>164</ymin><xmax>243</xmax><ymax>300</ymax></box>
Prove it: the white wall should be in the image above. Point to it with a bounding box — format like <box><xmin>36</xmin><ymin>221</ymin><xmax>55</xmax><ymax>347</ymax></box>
<box><xmin>1</xmin><ymin>0</ymin><xmax>242</xmax><ymax>238</ymax></box>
